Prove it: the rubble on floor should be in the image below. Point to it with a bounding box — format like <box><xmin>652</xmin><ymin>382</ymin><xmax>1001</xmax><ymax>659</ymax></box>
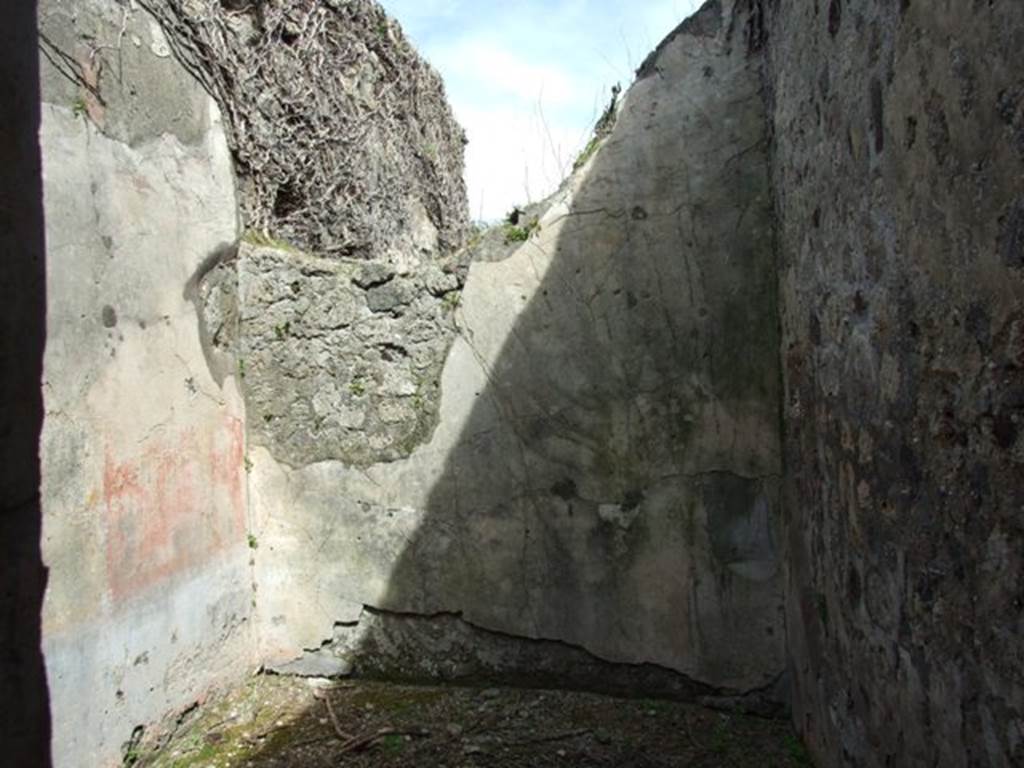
<box><xmin>135</xmin><ymin>676</ymin><xmax>811</xmax><ymax>767</ymax></box>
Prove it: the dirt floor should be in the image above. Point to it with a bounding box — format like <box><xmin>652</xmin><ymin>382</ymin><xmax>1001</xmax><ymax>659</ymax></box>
<box><xmin>134</xmin><ymin>675</ymin><xmax>812</xmax><ymax>767</ymax></box>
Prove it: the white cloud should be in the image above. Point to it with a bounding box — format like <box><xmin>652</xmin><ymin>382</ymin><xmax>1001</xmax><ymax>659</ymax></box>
<box><xmin>458</xmin><ymin>102</ymin><xmax>590</xmax><ymax>221</ymax></box>
<box><xmin>432</xmin><ymin>39</ymin><xmax>583</xmax><ymax>109</ymax></box>
<box><xmin>381</xmin><ymin>0</ymin><xmax>706</xmax><ymax>220</ymax></box>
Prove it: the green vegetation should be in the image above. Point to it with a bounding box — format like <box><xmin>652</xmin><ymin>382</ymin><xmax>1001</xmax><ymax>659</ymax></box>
<box><xmin>501</xmin><ymin>206</ymin><xmax>541</xmax><ymax>244</ymax></box>
<box><xmin>380</xmin><ymin>733</ymin><xmax>406</xmax><ymax>754</ymax></box>
<box><xmin>441</xmin><ymin>291</ymin><xmax>460</xmax><ymax>313</ymax></box>
<box><xmin>242</xmin><ymin>229</ymin><xmax>303</xmax><ymax>254</ymax></box>
<box><xmin>462</xmin><ymin>220</ymin><xmax>488</xmax><ymax>251</ymax></box>
<box><xmin>573</xmin><ymin>135</ymin><xmax>603</xmax><ymax>171</ymax></box>
<box><xmin>785</xmin><ymin>734</ymin><xmax>814</xmax><ymax>765</ymax></box>
<box><xmin>247</xmin><ymin>533</ymin><xmax>259</xmax><ymax>550</ymax></box>
<box><xmin>411</xmin><ymin>392</ymin><xmax>426</xmax><ymax>413</ymax></box>
<box><xmin>503</xmin><ymin>224</ymin><xmax>532</xmax><ymax>243</ymax></box>
<box><xmin>72</xmin><ymin>96</ymin><xmax>88</xmax><ymax>119</ymax></box>
<box><xmin>349</xmin><ymin>376</ymin><xmax>367</xmax><ymax>397</ymax></box>
<box><xmin>142</xmin><ymin>676</ymin><xmax>813</xmax><ymax>767</ymax></box>
<box><xmin>409</xmin><ymin>372</ymin><xmax>428</xmax><ymax>414</ymax></box>
<box><xmin>710</xmin><ymin>718</ymin><xmax>735</xmax><ymax>755</ymax></box>
<box><xmin>572</xmin><ymin>83</ymin><xmax>619</xmax><ymax>171</ymax></box>
<box><xmin>502</xmin><ymin>219</ymin><xmax>540</xmax><ymax>245</ymax></box>
<box><xmin>638</xmin><ymin>698</ymin><xmax>670</xmax><ymax>714</ymax></box>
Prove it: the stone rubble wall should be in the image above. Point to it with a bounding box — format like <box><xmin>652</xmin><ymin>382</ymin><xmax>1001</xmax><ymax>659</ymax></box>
<box><xmin>197</xmin><ymin>241</ymin><xmax>465</xmax><ymax>467</ymax></box>
<box><xmin>766</xmin><ymin>1</ymin><xmax>1024</xmax><ymax>765</ymax></box>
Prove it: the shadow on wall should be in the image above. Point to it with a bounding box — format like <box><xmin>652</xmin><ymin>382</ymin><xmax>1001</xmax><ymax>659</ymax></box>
<box><xmin>187</xmin><ymin>4</ymin><xmax>786</xmax><ymax>764</ymax></box>
<box><xmin>312</xmin><ymin>0</ymin><xmax>784</xmax><ymax>703</ymax></box>
<box><xmin>0</xmin><ymin>0</ymin><xmax>53</xmax><ymax>764</ymax></box>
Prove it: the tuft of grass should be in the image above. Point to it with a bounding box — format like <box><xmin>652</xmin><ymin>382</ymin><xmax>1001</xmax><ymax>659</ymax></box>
<box><xmin>349</xmin><ymin>377</ymin><xmax>367</xmax><ymax>397</ymax></box>
<box><xmin>247</xmin><ymin>533</ymin><xmax>259</xmax><ymax>550</ymax></box>
<box><xmin>785</xmin><ymin>733</ymin><xmax>814</xmax><ymax>765</ymax></box>
<box><xmin>503</xmin><ymin>225</ymin><xmax>530</xmax><ymax>243</ymax></box>
<box><xmin>241</xmin><ymin>229</ymin><xmax>303</xmax><ymax>254</ymax></box>
<box><xmin>380</xmin><ymin>733</ymin><xmax>406</xmax><ymax>754</ymax></box>
<box><xmin>638</xmin><ymin>698</ymin><xmax>670</xmax><ymax>714</ymax></box>
<box><xmin>441</xmin><ymin>291</ymin><xmax>460</xmax><ymax>313</ymax></box>
<box><xmin>502</xmin><ymin>218</ymin><xmax>539</xmax><ymax>245</ymax></box>
<box><xmin>572</xmin><ymin>83</ymin><xmax>619</xmax><ymax>172</ymax></box>
<box><xmin>573</xmin><ymin>135</ymin><xmax>603</xmax><ymax>171</ymax></box>
<box><xmin>710</xmin><ymin>719</ymin><xmax>734</xmax><ymax>756</ymax></box>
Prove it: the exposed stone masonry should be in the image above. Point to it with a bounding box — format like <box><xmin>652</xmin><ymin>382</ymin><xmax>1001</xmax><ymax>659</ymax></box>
<box><xmin>197</xmin><ymin>241</ymin><xmax>467</xmax><ymax>466</ymax></box>
<box><xmin>765</xmin><ymin>1</ymin><xmax>1024</xmax><ymax>765</ymax></box>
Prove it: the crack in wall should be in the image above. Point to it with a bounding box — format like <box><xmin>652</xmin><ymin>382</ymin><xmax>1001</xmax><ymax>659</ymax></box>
<box><xmin>297</xmin><ymin>604</ymin><xmax>788</xmax><ymax>717</ymax></box>
<box><xmin>241</xmin><ymin>0</ymin><xmax>785</xmax><ymax>719</ymax></box>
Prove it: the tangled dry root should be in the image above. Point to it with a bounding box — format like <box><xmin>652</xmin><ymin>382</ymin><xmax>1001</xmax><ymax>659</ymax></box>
<box><xmin>140</xmin><ymin>0</ymin><xmax>469</xmax><ymax>260</ymax></box>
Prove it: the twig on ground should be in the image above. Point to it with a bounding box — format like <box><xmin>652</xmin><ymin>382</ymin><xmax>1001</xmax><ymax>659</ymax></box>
<box><xmin>681</xmin><ymin>711</ymin><xmax>706</xmax><ymax>752</ymax></box>
<box><xmin>314</xmin><ymin>691</ymin><xmax>354</xmax><ymax>742</ymax></box>
<box><xmin>334</xmin><ymin>727</ymin><xmax>430</xmax><ymax>757</ymax></box>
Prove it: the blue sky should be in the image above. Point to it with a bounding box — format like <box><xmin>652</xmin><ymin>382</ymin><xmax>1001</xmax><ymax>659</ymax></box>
<box><xmin>379</xmin><ymin>0</ymin><xmax>703</xmax><ymax>220</ymax></box>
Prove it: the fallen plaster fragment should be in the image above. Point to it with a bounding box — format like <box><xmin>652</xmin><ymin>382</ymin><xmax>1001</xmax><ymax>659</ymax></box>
<box><xmin>268</xmin><ymin>653</ymin><xmax>353</xmax><ymax>679</ymax></box>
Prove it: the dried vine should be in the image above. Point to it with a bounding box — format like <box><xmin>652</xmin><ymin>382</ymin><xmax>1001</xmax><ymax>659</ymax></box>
<box><xmin>139</xmin><ymin>0</ymin><xmax>469</xmax><ymax>259</ymax></box>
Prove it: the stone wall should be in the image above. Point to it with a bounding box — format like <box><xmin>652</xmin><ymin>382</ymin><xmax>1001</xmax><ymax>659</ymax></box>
<box><xmin>32</xmin><ymin>1</ymin><xmax>1024</xmax><ymax>765</ymax></box>
<box><xmin>38</xmin><ymin>2</ymin><xmax>253</xmax><ymax>764</ymax></box>
<box><xmin>248</xmin><ymin>0</ymin><xmax>786</xmax><ymax>703</ymax></box>
<box><xmin>197</xmin><ymin>240</ymin><xmax>466</xmax><ymax>467</ymax></box>
<box><xmin>766</xmin><ymin>1</ymin><xmax>1024</xmax><ymax>765</ymax></box>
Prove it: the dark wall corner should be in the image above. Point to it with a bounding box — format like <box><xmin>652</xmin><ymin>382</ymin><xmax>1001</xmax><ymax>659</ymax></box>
<box><xmin>0</xmin><ymin>0</ymin><xmax>52</xmax><ymax>765</ymax></box>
